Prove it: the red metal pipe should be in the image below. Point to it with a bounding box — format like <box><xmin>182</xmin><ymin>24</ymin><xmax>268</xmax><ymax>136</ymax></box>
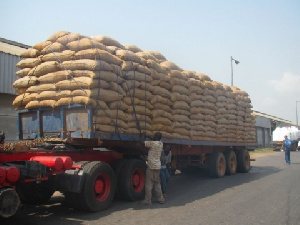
<box><xmin>30</xmin><ymin>156</ymin><xmax>63</xmax><ymax>171</ymax></box>
<box><xmin>0</xmin><ymin>167</ymin><xmax>6</xmax><ymax>183</ymax></box>
<box><xmin>59</xmin><ymin>156</ymin><xmax>73</xmax><ymax>170</ymax></box>
<box><xmin>4</xmin><ymin>167</ymin><xmax>20</xmax><ymax>183</ymax></box>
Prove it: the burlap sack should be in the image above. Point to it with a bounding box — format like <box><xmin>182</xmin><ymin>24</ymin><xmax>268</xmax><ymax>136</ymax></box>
<box><xmin>27</xmin><ymin>84</ymin><xmax>56</xmax><ymax>93</ymax></box>
<box><xmin>71</xmin><ymin>70</ymin><xmax>123</xmax><ymax>83</ymax></box>
<box><xmin>13</xmin><ymin>76</ymin><xmax>38</xmax><ymax>88</ymax></box>
<box><xmin>115</xmin><ymin>49</ymin><xmax>143</xmax><ymax>64</ymax></box>
<box><xmin>123</xmin><ymin>71</ymin><xmax>152</xmax><ymax>82</ymax></box>
<box><xmin>160</xmin><ymin>61</ymin><xmax>182</xmax><ymax>71</ymax></box>
<box><xmin>126</xmin><ymin>89</ymin><xmax>152</xmax><ymax>101</ymax></box>
<box><xmin>121</xmin><ymin>61</ymin><xmax>151</xmax><ymax>75</ymax></box>
<box><xmin>38</xmin><ymin>70</ymin><xmax>71</xmax><ymax>84</ymax></box>
<box><xmin>152</xmin><ymin>109</ymin><xmax>173</xmax><ymax>120</ymax></box>
<box><xmin>173</xmin><ymin>101</ymin><xmax>190</xmax><ymax>111</ymax></box>
<box><xmin>127</xmin><ymin>105</ymin><xmax>152</xmax><ymax>116</ymax></box>
<box><xmin>96</xmin><ymin>110</ymin><xmax>127</xmax><ymax>122</ymax></box>
<box><xmin>128</xmin><ymin>114</ymin><xmax>152</xmax><ymax>124</ymax></box>
<box><xmin>33</xmin><ymin>41</ymin><xmax>52</xmax><ymax>51</ymax></box>
<box><xmin>75</xmin><ymin>49</ymin><xmax>122</xmax><ymax>65</ymax></box>
<box><xmin>92</xmin><ymin>35</ymin><xmax>125</xmax><ymax>49</ymax></box>
<box><xmin>173</xmin><ymin>115</ymin><xmax>189</xmax><ymax>123</ymax></box>
<box><xmin>143</xmin><ymin>50</ymin><xmax>166</xmax><ymax>61</ymax></box>
<box><xmin>172</xmin><ymin>121</ymin><xmax>191</xmax><ymax>130</ymax></box>
<box><xmin>25</xmin><ymin>100</ymin><xmax>56</xmax><ymax>109</ymax></box>
<box><xmin>12</xmin><ymin>93</ymin><xmax>38</xmax><ymax>107</ymax></box>
<box><xmin>62</xmin><ymin>59</ymin><xmax>113</xmax><ymax>71</ymax></box>
<box><xmin>37</xmin><ymin>91</ymin><xmax>59</xmax><ymax>101</ymax></box>
<box><xmin>56</xmin><ymin>77</ymin><xmax>110</xmax><ymax>90</ymax></box>
<box><xmin>30</xmin><ymin>61</ymin><xmax>60</xmax><ymax>77</ymax></box>
<box><xmin>152</xmin><ymin>86</ymin><xmax>170</xmax><ymax>98</ymax></box>
<box><xmin>56</xmin><ymin>33</ymin><xmax>86</xmax><ymax>45</ymax></box>
<box><xmin>41</xmin><ymin>50</ymin><xmax>75</xmax><ymax>62</ymax></box>
<box><xmin>71</xmin><ymin>89</ymin><xmax>122</xmax><ymax>102</ymax></box>
<box><xmin>15</xmin><ymin>68</ymin><xmax>32</xmax><ymax>78</ymax></box>
<box><xmin>151</xmin><ymin>95</ymin><xmax>173</xmax><ymax>106</ymax></box>
<box><xmin>124</xmin><ymin>44</ymin><xmax>142</xmax><ymax>53</ymax></box>
<box><xmin>20</xmin><ymin>48</ymin><xmax>40</xmax><ymax>58</ymax></box>
<box><xmin>66</xmin><ymin>38</ymin><xmax>107</xmax><ymax>52</ymax></box>
<box><xmin>173</xmin><ymin>109</ymin><xmax>190</xmax><ymax>116</ymax></box>
<box><xmin>146</xmin><ymin>60</ymin><xmax>167</xmax><ymax>73</ymax></box>
<box><xmin>41</xmin><ymin>42</ymin><xmax>67</xmax><ymax>55</ymax></box>
<box><xmin>169</xmin><ymin>70</ymin><xmax>187</xmax><ymax>80</ymax></box>
<box><xmin>152</xmin><ymin>103</ymin><xmax>172</xmax><ymax>113</ymax></box>
<box><xmin>151</xmin><ymin>80</ymin><xmax>171</xmax><ymax>90</ymax></box>
<box><xmin>16</xmin><ymin>57</ymin><xmax>41</xmax><ymax>69</ymax></box>
<box><xmin>47</xmin><ymin>31</ymin><xmax>70</xmax><ymax>42</ymax></box>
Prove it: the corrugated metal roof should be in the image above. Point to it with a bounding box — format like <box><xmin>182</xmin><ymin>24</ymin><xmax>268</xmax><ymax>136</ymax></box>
<box><xmin>0</xmin><ymin>37</ymin><xmax>30</xmax><ymax>56</ymax></box>
<box><xmin>253</xmin><ymin>110</ymin><xmax>294</xmax><ymax>125</ymax></box>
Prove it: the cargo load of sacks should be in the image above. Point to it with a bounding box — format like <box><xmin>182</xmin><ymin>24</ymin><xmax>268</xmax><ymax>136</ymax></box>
<box><xmin>12</xmin><ymin>31</ymin><xmax>256</xmax><ymax>143</ymax></box>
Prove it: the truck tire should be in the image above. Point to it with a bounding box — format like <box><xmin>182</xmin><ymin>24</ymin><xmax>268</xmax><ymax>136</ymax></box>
<box><xmin>209</xmin><ymin>152</ymin><xmax>226</xmax><ymax>178</ymax></box>
<box><xmin>225</xmin><ymin>151</ymin><xmax>237</xmax><ymax>175</ymax></box>
<box><xmin>117</xmin><ymin>159</ymin><xmax>146</xmax><ymax>201</ymax></box>
<box><xmin>111</xmin><ymin>159</ymin><xmax>126</xmax><ymax>200</ymax></box>
<box><xmin>237</xmin><ymin>149</ymin><xmax>250</xmax><ymax>173</ymax></box>
<box><xmin>76</xmin><ymin>161</ymin><xmax>116</xmax><ymax>212</ymax></box>
<box><xmin>17</xmin><ymin>180</ymin><xmax>55</xmax><ymax>204</ymax></box>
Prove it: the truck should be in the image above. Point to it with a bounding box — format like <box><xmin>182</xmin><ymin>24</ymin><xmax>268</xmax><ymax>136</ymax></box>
<box><xmin>271</xmin><ymin>126</ymin><xmax>300</xmax><ymax>151</ymax></box>
<box><xmin>0</xmin><ymin>31</ymin><xmax>256</xmax><ymax>218</ymax></box>
<box><xmin>0</xmin><ymin>104</ymin><xmax>254</xmax><ymax>218</ymax></box>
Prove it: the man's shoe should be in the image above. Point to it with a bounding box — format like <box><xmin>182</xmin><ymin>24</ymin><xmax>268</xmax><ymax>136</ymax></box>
<box><xmin>140</xmin><ymin>200</ymin><xmax>152</xmax><ymax>206</ymax></box>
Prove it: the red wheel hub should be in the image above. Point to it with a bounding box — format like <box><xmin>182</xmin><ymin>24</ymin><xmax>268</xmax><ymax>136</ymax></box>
<box><xmin>132</xmin><ymin>168</ymin><xmax>145</xmax><ymax>192</ymax></box>
<box><xmin>94</xmin><ymin>173</ymin><xmax>111</xmax><ymax>201</ymax></box>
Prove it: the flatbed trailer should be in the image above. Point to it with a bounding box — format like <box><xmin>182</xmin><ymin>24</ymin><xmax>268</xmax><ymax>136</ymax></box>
<box><xmin>0</xmin><ymin>104</ymin><xmax>254</xmax><ymax>218</ymax></box>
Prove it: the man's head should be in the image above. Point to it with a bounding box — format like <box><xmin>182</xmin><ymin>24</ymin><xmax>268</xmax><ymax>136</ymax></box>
<box><xmin>284</xmin><ymin>135</ymin><xmax>288</xmax><ymax>139</ymax></box>
<box><xmin>153</xmin><ymin>132</ymin><xmax>162</xmax><ymax>141</ymax></box>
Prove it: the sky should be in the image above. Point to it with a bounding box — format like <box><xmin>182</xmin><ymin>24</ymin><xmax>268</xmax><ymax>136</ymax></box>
<box><xmin>1</xmin><ymin>0</ymin><xmax>299</xmax><ymax>124</ymax></box>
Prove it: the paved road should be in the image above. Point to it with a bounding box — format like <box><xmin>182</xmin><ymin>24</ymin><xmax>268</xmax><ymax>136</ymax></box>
<box><xmin>2</xmin><ymin>151</ymin><xmax>300</xmax><ymax>225</ymax></box>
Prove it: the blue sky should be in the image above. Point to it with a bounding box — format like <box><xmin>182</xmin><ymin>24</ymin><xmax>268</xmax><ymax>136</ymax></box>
<box><xmin>1</xmin><ymin>0</ymin><xmax>300</xmax><ymax>123</ymax></box>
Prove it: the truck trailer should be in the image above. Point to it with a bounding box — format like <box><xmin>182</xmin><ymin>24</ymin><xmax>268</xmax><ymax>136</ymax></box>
<box><xmin>0</xmin><ymin>31</ymin><xmax>256</xmax><ymax>218</ymax></box>
<box><xmin>0</xmin><ymin>104</ymin><xmax>253</xmax><ymax>218</ymax></box>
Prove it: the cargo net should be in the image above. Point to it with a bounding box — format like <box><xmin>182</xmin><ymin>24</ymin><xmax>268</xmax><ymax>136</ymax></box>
<box><xmin>12</xmin><ymin>31</ymin><xmax>256</xmax><ymax>143</ymax></box>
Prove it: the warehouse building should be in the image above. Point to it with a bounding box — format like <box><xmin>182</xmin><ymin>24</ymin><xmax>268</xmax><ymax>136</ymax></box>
<box><xmin>0</xmin><ymin>37</ymin><xmax>296</xmax><ymax>146</ymax></box>
<box><xmin>253</xmin><ymin>110</ymin><xmax>294</xmax><ymax>148</ymax></box>
<box><xmin>0</xmin><ymin>37</ymin><xmax>29</xmax><ymax>141</ymax></box>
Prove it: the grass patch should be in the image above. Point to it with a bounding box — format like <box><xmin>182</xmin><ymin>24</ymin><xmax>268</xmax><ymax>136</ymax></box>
<box><xmin>250</xmin><ymin>148</ymin><xmax>274</xmax><ymax>156</ymax></box>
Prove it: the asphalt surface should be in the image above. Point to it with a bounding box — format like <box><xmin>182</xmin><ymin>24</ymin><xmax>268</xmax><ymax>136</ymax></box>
<box><xmin>2</xmin><ymin>150</ymin><xmax>300</xmax><ymax>225</ymax></box>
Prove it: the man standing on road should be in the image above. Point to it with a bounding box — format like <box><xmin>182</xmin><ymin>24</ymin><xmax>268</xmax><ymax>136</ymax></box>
<box><xmin>284</xmin><ymin>135</ymin><xmax>292</xmax><ymax>164</ymax></box>
<box><xmin>141</xmin><ymin>132</ymin><xmax>165</xmax><ymax>205</ymax></box>
<box><xmin>160</xmin><ymin>145</ymin><xmax>171</xmax><ymax>197</ymax></box>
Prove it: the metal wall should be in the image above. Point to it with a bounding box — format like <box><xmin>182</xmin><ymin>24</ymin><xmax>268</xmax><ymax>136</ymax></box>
<box><xmin>0</xmin><ymin>52</ymin><xmax>20</xmax><ymax>95</ymax></box>
<box><xmin>0</xmin><ymin>93</ymin><xmax>18</xmax><ymax>142</ymax></box>
<box><xmin>255</xmin><ymin>115</ymin><xmax>271</xmax><ymax>147</ymax></box>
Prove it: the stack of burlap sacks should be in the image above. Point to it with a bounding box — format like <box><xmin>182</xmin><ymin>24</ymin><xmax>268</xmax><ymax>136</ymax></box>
<box><xmin>12</xmin><ymin>31</ymin><xmax>256</xmax><ymax>143</ymax></box>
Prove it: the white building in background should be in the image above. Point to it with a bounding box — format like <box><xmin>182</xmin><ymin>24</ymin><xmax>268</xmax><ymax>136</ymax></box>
<box><xmin>0</xmin><ymin>37</ymin><xmax>29</xmax><ymax>141</ymax></box>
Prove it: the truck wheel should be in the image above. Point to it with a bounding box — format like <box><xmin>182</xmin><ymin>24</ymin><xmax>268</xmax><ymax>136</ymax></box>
<box><xmin>237</xmin><ymin>149</ymin><xmax>250</xmax><ymax>173</ymax></box>
<box><xmin>0</xmin><ymin>188</ymin><xmax>21</xmax><ymax>218</ymax></box>
<box><xmin>225</xmin><ymin>151</ymin><xmax>237</xmax><ymax>175</ymax></box>
<box><xmin>77</xmin><ymin>161</ymin><xmax>116</xmax><ymax>212</ymax></box>
<box><xmin>209</xmin><ymin>152</ymin><xmax>226</xmax><ymax>178</ymax></box>
<box><xmin>17</xmin><ymin>180</ymin><xmax>55</xmax><ymax>203</ymax></box>
<box><xmin>117</xmin><ymin>159</ymin><xmax>146</xmax><ymax>201</ymax></box>
<box><xmin>111</xmin><ymin>159</ymin><xmax>126</xmax><ymax>199</ymax></box>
